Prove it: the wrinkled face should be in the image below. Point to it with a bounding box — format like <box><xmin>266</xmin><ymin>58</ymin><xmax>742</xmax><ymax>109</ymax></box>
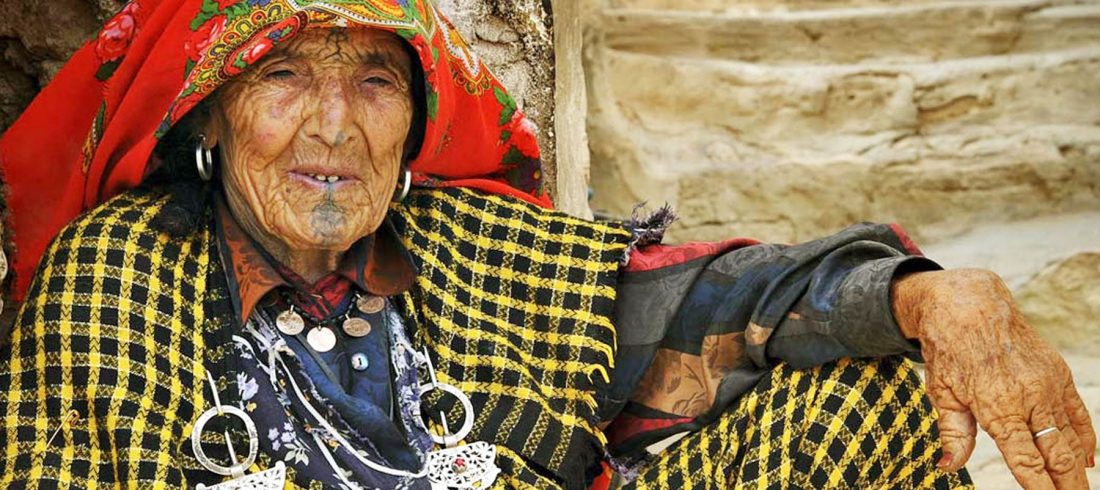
<box><xmin>210</xmin><ymin>28</ymin><xmax>413</xmax><ymax>253</ymax></box>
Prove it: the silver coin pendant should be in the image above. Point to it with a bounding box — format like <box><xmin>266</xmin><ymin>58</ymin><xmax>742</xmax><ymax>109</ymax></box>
<box><xmin>342</xmin><ymin>317</ymin><xmax>372</xmax><ymax>338</ymax></box>
<box><xmin>356</xmin><ymin>295</ymin><xmax>386</xmax><ymax>314</ymax></box>
<box><xmin>306</xmin><ymin>326</ymin><xmax>337</xmax><ymax>353</ymax></box>
<box><xmin>275</xmin><ymin>309</ymin><xmax>305</xmax><ymax>336</ymax></box>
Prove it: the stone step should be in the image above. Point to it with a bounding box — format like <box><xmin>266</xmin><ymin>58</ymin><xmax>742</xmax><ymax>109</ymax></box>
<box><xmin>607</xmin><ymin>0</ymin><xmax>1095</xmax><ymax>14</ymax></box>
<box><xmin>594</xmin><ymin>46</ymin><xmax>1100</xmax><ymax>162</ymax></box>
<box><xmin>586</xmin><ymin>0</ymin><xmax>1100</xmax><ymax>252</ymax></box>
<box><xmin>588</xmin><ymin>123</ymin><xmax>1100</xmax><ymax>245</ymax></box>
<box><xmin>922</xmin><ymin>210</ymin><xmax>1100</xmax><ymax>288</ymax></box>
<box><xmin>599</xmin><ymin>1</ymin><xmax>1100</xmax><ymax>64</ymax></box>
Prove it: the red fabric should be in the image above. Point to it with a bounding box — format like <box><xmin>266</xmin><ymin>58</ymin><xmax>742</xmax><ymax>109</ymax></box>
<box><xmin>1</xmin><ymin>0</ymin><xmax>551</xmax><ymax>300</ymax></box>
<box><xmin>603</xmin><ymin>412</ymin><xmax>695</xmax><ymax>449</ymax></box>
<box><xmin>624</xmin><ymin>238</ymin><xmax>760</xmax><ymax>273</ymax></box>
<box><xmin>587</xmin><ymin>461</ymin><xmax>615</xmax><ymax>490</ymax></box>
<box><xmin>889</xmin><ymin>223</ymin><xmax>925</xmax><ymax>256</ymax></box>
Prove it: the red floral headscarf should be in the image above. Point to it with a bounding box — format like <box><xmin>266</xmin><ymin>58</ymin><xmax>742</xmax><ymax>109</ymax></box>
<box><xmin>0</xmin><ymin>0</ymin><xmax>551</xmax><ymax>300</ymax></box>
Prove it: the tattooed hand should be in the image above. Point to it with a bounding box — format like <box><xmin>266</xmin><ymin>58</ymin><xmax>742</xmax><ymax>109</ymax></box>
<box><xmin>892</xmin><ymin>269</ymin><xmax>1095</xmax><ymax>489</ymax></box>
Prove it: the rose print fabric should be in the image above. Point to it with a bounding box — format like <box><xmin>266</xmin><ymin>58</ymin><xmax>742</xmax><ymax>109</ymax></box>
<box><xmin>0</xmin><ymin>0</ymin><xmax>550</xmax><ymax>300</ymax></box>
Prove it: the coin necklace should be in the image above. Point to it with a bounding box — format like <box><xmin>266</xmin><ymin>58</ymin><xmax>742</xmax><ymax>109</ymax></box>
<box><xmin>261</xmin><ymin>307</ymin><xmax>498</xmax><ymax>488</ymax></box>
<box><xmin>275</xmin><ymin>304</ymin><xmax>334</xmax><ymax>352</ymax></box>
<box><xmin>343</xmin><ymin>293</ymin><xmax>386</xmax><ymax>336</ymax></box>
<box><xmin>274</xmin><ymin>293</ymin><xmax>389</xmax><ymax>352</ymax></box>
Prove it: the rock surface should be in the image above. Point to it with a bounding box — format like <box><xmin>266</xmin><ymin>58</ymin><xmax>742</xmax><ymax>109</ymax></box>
<box><xmin>1015</xmin><ymin>251</ymin><xmax>1100</xmax><ymax>355</ymax></box>
<box><xmin>587</xmin><ymin>1</ymin><xmax>1100</xmax><ymax>245</ymax></box>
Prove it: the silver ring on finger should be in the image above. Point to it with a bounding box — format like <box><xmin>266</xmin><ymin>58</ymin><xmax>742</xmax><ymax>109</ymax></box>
<box><xmin>1033</xmin><ymin>427</ymin><xmax>1059</xmax><ymax>439</ymax></box>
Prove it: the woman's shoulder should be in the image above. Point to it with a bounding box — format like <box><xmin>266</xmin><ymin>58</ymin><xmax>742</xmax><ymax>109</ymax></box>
<box><xmin>45</xmin><ymin>186</ymin><xmax>211</xmax><ymax>255</ymax></box>
<box><xmin>25</xmin><ymin>186</ymin><xmax>214</xmax><ymax>312</ymax></box>
<box><xmin>54</xmin><ymin>187</ymin><xmax>174</xmax><ymax>240</ymax></box>
<box><xmin>395</xmin><ymin>186</ymin><xmax>633</xmax><ymax>241</ymax></box>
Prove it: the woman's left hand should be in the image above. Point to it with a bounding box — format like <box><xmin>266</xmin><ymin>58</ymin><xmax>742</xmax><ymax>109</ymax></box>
<box><xmin>892</xmin><ymin>269</ymin><xmax>1096</xmax><ymax>489</ymax></box>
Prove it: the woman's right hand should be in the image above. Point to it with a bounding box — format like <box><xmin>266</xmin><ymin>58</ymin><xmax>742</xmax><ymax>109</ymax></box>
<box><xmin>893</xmin><ymin>268</ymin><xmax>1095</xmax><ymax>490</ymax></box>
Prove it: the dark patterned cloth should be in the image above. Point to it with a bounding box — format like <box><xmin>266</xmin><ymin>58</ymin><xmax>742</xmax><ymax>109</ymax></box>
<box><xmin>227</xmin><ymin>307</ymin><xmax>434</xmax><ymax>489</ymax></box>
<box><xmin>602</xmin><ymin>224</ymin><xmax>942</xmax><ymax>457</ymax></box>
<box><xmin>623</xmin><ymin>357</ymin><xmax>973</xmax><ymax>489</ymax></box>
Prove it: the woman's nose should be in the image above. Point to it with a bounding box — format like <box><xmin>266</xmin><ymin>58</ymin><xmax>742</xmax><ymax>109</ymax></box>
<box><xmin>307</xmin><ymin>78</ymin><xmax>356</xmax><ymax>148</ymax></box>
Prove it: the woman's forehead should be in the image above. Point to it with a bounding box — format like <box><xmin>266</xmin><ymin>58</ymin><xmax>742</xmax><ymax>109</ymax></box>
<box><xmin>269</xmin><ymin>27</ymin><xmax>410</xmax><ymax>66</ymax></box>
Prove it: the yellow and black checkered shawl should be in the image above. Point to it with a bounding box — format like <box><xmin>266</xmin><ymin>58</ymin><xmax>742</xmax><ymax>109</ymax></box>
<box><xmin>0</xmin><ymin>186</ymin><xmax>633</xmax><ymax>489</ymax></box>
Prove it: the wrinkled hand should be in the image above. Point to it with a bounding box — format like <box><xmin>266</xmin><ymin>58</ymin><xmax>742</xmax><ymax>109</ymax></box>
<box><xmin>892</xmin><ymin>269</ymin><xmax>1096</xmax><ymax>489</ymax></box>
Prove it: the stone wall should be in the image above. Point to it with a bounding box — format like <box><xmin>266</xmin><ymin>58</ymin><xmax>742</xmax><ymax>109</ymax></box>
<box><xmin>0</xmin><ymin>1</ymin><xmax>111</xmax><ymax>130</ymax></box>
<box><xmin>587</xmin><ymin>0</ymin><xmax>1100</xmax><ymax>241</ymax></box>
<box><xmin>583</xmin><ymin>0</ymin><xmax>1100</xmax><ymax>485</ymax></box>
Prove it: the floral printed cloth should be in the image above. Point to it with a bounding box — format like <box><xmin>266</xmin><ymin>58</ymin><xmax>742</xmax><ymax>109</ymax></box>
<box><xmin>232</xmin><ymin>306</ymin><xmax>435</xmax><ymax>488</ymax></box>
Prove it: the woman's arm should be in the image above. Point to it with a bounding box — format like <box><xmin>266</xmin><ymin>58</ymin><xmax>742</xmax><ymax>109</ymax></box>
<box><xmin>606</xmin><ymin>222</ymin><xmax>933</xmax><ymax>428</ymax></box>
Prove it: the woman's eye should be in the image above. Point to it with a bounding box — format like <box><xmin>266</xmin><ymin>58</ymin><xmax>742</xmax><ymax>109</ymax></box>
<box><xmin>363</xmin><ymin>76</ymin><xmax>392</xmax><ymax>87</ymax></box>
<box><xmin>265</xmin><ymin>69</ymin><xmax>296</xmax><ymax>80</ymax></box>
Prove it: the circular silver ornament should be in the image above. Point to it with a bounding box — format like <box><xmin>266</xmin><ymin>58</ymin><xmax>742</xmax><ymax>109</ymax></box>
<box><xmin>356</xmin><ymin>295</ymin><xmax>386</xmax><ymax>314</ymax></box>
<box><xmin>342</xmin><ymin>317</ymin><xmax>372</xmax><ymax>338</ymax></box>
<box><xmin>306</xmin><ymin>326</ymin><xmax>337</xmax><ymax>353</ymax></box>
<box><xmin>419</xmin><ymin>382</ymin><xmax>475</xmax><ymax>446</ymax></box>
<box><xmin>190</xmin><ymin>405</ymin><xmax>258</xmax><ymax>477</ymax></box>
<box><xmin>275</xmin><ymin>309</ymin><xmax>305</xmax><ymax>336</ymax></box>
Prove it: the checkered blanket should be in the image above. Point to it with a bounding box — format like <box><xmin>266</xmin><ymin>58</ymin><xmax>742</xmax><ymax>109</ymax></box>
<box><xmin>0</xmin><ymin>186</ymin><xmax>632</xmax><ymax>489</ymax></box>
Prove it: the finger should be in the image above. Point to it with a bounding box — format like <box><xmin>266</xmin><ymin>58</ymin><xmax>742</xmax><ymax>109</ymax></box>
<box><xmin>1029</xmin><ymin>407</ymin><xmax>1089</xmax><ymax>490</ymax></box>
<box><xmin>937</xmin><ymin>408</ymin><xmax>978</xmax><ymax>472</ymax></box>
<box><xmin>930</xmin><ymin>388</ymin><xmax>977</xmax><ymax>472</ymax></box>
<box><xmin>1063</xmin><ymin>380</ymin><xmax>1097</xmax><ymax>467</ymax></box>
<box><xmin>1053</xmin><ymin>408</ymin><xmax>1086</xmax><ymax>469</ymax></box>
<box><xmin>986</xmin><ymin>415</ymin><xmax>1056</xmax><ymax>490</ymax></box>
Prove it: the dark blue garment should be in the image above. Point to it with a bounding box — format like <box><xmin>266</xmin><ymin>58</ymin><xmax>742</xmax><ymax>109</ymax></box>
<box><xmin>232</xmin><ymin>305</ymin><xmax>434</xmax><ymax>488</ymax></box>
<box><xmin>280</xmin><ymin>293</ymin><xmax>394</xmax><ymax>416</ymax></box>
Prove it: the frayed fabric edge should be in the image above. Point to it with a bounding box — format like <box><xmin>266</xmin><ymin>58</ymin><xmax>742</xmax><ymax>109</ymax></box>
<box><xmin>621</xmin><ymin>203</ymin><xmax>677</xmax><ymax>266</ymax></box>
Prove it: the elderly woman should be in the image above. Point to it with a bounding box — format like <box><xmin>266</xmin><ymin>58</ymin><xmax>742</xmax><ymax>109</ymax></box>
<box><xmin>0</xmin><ymin>1</ymin><xmax>1093</xmax><ymax>489</ymax></box>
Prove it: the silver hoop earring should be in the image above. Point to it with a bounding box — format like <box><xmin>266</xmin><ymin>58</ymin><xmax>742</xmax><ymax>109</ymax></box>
<box><xmin>395</xmin><ymin>169</ymin><xmax>412</xmax><ymax>202</ymax></box>
<box><xmin>195</xmin><ymin>134</ymin><xmax>215</xmax><ymax>182</ymax></box>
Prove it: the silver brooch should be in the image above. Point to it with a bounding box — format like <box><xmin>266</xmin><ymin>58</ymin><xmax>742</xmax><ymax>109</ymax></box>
<box><xmin>192</xmin><ymin>371</ymin><xmax>287</xmax><ymax>490</ymax></box>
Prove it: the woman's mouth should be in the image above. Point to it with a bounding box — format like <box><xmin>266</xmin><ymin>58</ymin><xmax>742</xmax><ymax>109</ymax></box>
<box><xmin>289</xmin><ymin>171</ymin><xmax>358</xmax><ymax>190</ymax></box>
<box><xmin>304</xmin><ymin>173</ymin><xmax>346</xmax><ymax>184</ymax></box>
